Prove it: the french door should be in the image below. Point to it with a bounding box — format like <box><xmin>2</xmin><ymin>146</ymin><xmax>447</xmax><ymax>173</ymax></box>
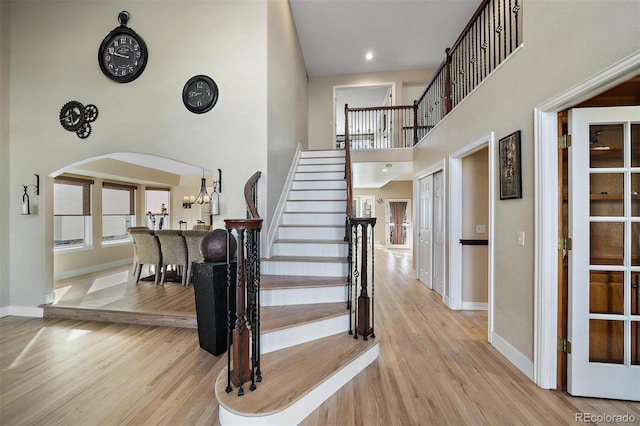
<box><xmin>568</xmin><ymin>106</ymin><xmax>640</xmax><ymax>400</ymax></box>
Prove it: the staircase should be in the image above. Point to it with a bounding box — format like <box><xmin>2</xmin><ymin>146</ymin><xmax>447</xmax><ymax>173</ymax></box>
<box><xmin>216</xmin><ymin>150</ymin><xmax>380</xmax><ymax>424</ymax></box>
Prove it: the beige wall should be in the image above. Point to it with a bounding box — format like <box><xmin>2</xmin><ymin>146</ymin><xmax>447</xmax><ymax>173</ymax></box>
<box><xmin>0</xmin><ymin>1</ymin><xmax>10</xmax><ymax>310</ymax></box>
<box><xmin>413</xmin><ymin>0</ymin><xmax>640</xmax><ymax>360</ymax></box>
<box><xmin>308</xmin><ymin>69</ymin><xmax>433</xmax><ymax>150</ymax></box>
<box><xmin>4</xmin><ymin>0</ymin><xmax>306</xmax><ymax>310</ymax></box>
<box><xmin>461</xmin><ymin>148</ymin><xmax>488</xmax><ymax>304</ymax></box>
<box><xmin>266</xmin><ymin>0</ymin><xmax>308</xmax><ymax>223</ymax></box>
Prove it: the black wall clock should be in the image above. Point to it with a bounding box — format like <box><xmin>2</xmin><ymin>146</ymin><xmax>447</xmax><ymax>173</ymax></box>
<box><xmin>182</xmin><ymin>75</ymin><xmax>219</xmax><ymax>114</ymax></box>
<box><xmin>98</xmin><ymin>11</ymin><xmax>148</xmax><ymax>83</ymax></box>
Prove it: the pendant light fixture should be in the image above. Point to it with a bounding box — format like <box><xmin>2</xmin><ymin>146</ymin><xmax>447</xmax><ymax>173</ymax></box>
<box><xmin>193</xmin><ymin>169</ymin><xmax>210</xmax><ymax>205</ymax></box>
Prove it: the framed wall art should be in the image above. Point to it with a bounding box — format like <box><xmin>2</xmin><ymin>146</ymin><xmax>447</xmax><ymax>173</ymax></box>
<box><xmin>499</xmin><ymin>130</ymin><xmax>522</xmax><ymax>200</ymax></box>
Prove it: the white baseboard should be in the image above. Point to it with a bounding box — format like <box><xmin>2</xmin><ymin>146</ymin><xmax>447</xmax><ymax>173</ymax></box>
<box><xmin>461</xmin><ymin>302</ymin><xmax>488</xmax><ymax>310</ymax></box>
<box><xmin>54</xmin><ymin>258</ymin><xmax>132</xmax><ymax>281</ymax></box>
<box><xmin>1</xmin><ymin>305</ymin><xmax>43</xmax><ymax>318</ymax></box>
<box><xmin>491</xmin><ymin>331</ymin><xmax>534</xmax><ymax>381</ymax></box>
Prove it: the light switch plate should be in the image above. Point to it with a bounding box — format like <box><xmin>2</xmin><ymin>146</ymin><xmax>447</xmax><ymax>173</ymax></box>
<box><xmin>475</xmin><ymin>224</ymin><xmax>486</xmax><ymax>234</ymax></box>
<box><xmin>517</xmin><ymin>231</ymin><xmax>525</xmax><ymax>246</ymax></box>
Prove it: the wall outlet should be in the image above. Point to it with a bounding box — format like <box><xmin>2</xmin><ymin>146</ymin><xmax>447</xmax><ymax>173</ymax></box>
<box><xmin>475</xmin><ymin>224</ymin><xmax>486</xmax><ymax>234</ymax></box>
<box><xmin>517</xmin><ymin>231</ymin><xmax>525</xmax><ymax>246</ymax></box>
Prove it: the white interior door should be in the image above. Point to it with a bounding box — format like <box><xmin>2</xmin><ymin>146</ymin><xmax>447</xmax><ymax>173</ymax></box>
<box><xmin>432</xmin><ymin>171</ymin><xmax>445</xmax><ymax>296</ymax></box>
<box><xmin>568</xmin><ymin>106</ymin><xmax>640</xmax><ymax>400</ymax></box>
<box><xmin>418</xmin><ymin>175</ymin><xmax>433</xmax><ymax>287</ymax></box>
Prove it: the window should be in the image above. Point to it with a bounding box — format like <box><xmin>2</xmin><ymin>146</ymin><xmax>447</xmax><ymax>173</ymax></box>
<box><xmin>102</xmin><ymin>182</ymin><xmax>136</xmax><ymax>244</ymax></box>
<box><xmin>145</xmin><ymin>188</ymin><xmax>170</xmax><ymax>230</ymax></box>
<box><xmin>54</xmin><ymin>176</ymin><xmax>93</xmax><ymax>249</ymax></box>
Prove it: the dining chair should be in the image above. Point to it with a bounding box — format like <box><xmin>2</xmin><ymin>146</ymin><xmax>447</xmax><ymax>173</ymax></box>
<box><xmin>182</xmin><ymin>230</ymin><xmax>208</xmax><ymax>285</ymax></box>
<box><xmin>127</xmin><ymin>226</ymin><xmax>150</xmax><ymax>276</ymax></box>
<box><xmin>156</xmin><ymin>230</ymin><xmax>189</xmax><ymax>285</ymax></box>
<box><xmin>129</xmin><ymin>229</ymin><xmax>162</xmax><ymax>285</ymax></box>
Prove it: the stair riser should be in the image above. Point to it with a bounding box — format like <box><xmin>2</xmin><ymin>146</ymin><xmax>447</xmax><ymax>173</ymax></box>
<box><xmin>291</xmin><ymin>180</ymin><xmax>346</xmax><ymax>190</ymax></box>
<box><xmin>260</xmin><ymin>285</ymin><xmax>348</xmax><ymax>307</ymax></box>
<box><xmin>297</xmin><ymin>164</ymin><xmax>344</xmax><ymax>173</ymax></box>
<box><xmin>278</xmin><ymin>226</ymin><xmax>345</xmax><ymax>240</ymax></box>
<box><xmin>260</xmin><ymin>314</ymin><xmax>350</xmax><ymax>354</ymax></box>
<box><xmin>286</xmin><ymin>200</ymin><xmax>346</xmax><ymax>212</ymax></box>
<box><xmin>289</xmin><ymin>190</ymin><xmax>346</xmax><ymax>201</ymax></box>
<box><xmin>300</xmin><ymin>150</ymin><xmax>344</xmax><ymax>158</ymax></box>
<box><xmin>261</xmin><ymin>260</ymin><xmax>348</xmax><ymax>277</ymax></box>
<box><xmin>295</xmin><ymin>172</ymin><xmax>344</xmax><ymax>181</ymax></box>
<box><xmin>273</xmin><ymin>242</ymin><xmax>348</xmax><ymax>258</ymax></box>
<box><xmin>299</xmin><ymin>157</ymin><xmax>345</xmax><ymax>165</ymax></box>
<box><xmin>282</xmin><ymin>213</ymin><xmax>344</xmax><ymax>226</ymax></box>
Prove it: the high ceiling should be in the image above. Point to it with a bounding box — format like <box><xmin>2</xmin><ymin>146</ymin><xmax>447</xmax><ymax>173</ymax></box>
<box><xmin>289</xmin><ymin>0</ymin><xmax>481</xmax><ymax>77</ymax></box>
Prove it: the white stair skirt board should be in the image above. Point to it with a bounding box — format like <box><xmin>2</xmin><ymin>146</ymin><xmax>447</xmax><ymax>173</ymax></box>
<box><xmin>300</xmin><ymin>150</ymin><xmax>345</xmax><ymax>158</ymax></box>
<box><xmin>288</xmin><ymin>189</ymin><xmax>346</xmax><ymax>201</ymax></box>
<box><xmin>261</xmin><ymin>285</ymin><xmax>348</xmax><ymax>307</ymax></box>
<box><xmin>282</xmin><ymin>212</ymin><xmax>344</xmax><ymax>226</ymax></box>
<box><xmin>294</xmin><ymin>171</ymin><xmax>345</xmax><ymax>181</ymax></box>
<box><xmin>272</xmin><ymin>241</ymin><xmax>348</xmax><ymax>258</ymax></box>
<box><xmin>218</xmin><ymin>343</ymin><xmax>379</xmax><ymax>426</ymax></box>
<box><xmin>260</xmin><ymin>314</ymin><xmax>350</xmax><ymax>354</ymax></box>
<box><xmin>278</xmin><ymin>225</ymin><xmax>345</xmax><ymax>241</ymax></box>
<box><xmin>291</xmin><ymin>180</ymin><xmax>346</xmax><ymax>190</ymax></box>
<box><xmin>286</xmin><ymin>200</ymin><xmax>347</xmax><ymax>212</ymax></box>
<box><xmin>261</xmin><ymin>259</ymin><xmax>348</xmax><ymax>277</ymax></box>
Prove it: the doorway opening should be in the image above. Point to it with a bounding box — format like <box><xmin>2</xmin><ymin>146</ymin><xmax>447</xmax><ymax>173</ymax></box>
<box><xmin>385</xmin><ymin>199</ymin><xmax>411</xmax><ymax>249</ymax></box>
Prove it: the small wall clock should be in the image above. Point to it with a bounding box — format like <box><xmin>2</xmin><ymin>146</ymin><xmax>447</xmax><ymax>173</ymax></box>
<box><xmin>182</xmin><ymin>75</ymin><xmax>219</xmax><ymax>114</ymax></box>
<box><xmin>98</xmin><ymin>11</ymin><xmax>148</xmax><ymax>83</ymax></box>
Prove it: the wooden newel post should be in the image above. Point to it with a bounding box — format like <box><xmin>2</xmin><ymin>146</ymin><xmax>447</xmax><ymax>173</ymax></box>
<box><xmin>349</xmin><ymin>217</ymin><xmax>376</xmax><ymax>341</ymax></box>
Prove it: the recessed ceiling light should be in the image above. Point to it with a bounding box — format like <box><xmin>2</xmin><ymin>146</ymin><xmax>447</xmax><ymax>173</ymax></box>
<box><xmin>365</xmin><ymin>51</ymin><xmax>373</xmax><ymax>61</ymax></box>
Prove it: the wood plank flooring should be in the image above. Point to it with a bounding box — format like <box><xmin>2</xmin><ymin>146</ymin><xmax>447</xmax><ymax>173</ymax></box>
<box><xmin>2</xmin><ymin>248</ymin><xmax>639</xmax><ymax>425</ymax></box>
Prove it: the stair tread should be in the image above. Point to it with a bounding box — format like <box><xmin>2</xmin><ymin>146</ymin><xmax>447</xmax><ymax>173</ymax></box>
<box><xmin>261</xmin><ymin>274</ymin><xmax>347</xmax><ymax>289</ymax></box>
<box><xmin>215</xmin><ymin>333</ymin><xmax>378</xmax><ymax>417</ymax></box>
<box><xmin>262</xmin><ymin>302</ymin><xmax>347</xmax><ymax>333</ymax></box>
<box><xmin>264</xmin><ymin>256</ymin><xmax>347</xmax><ymax>263</ymax></box>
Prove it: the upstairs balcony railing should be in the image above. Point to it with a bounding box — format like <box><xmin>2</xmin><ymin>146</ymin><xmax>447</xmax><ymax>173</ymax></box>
<box><xmin>342</xmin><ymin>0</ymin><xmax>522</xmax><ymax>151</ymax></box>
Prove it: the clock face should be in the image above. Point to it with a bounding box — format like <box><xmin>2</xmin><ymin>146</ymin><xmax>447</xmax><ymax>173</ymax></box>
<box><xmin>99</xmin><ymin>29</ymin><xmax>148</xmax><ymax>83</ymax></box>
<box><xmin>183</xmin><ymin>75</ymin><xmax>219</xmax><ymax>113</ymax></box>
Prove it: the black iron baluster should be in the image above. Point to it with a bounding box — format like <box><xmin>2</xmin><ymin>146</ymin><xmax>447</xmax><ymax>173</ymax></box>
<box><xmin>225</xmin><ymin>229</ymin><xmax>233</xmax><ymax>394</ymax></box>
<box><xmin>513</xmin><ymin>0</ymin><xmax>520</xmax><ymax>47</ymax></box>
<box><xmin>246</xmin><ymin>230</ymin><xmax>256</xmax><ymax>392</ymax></box>
<box><xmin>254</xmin><ymin>228</ymin><xmax>262</xmax><ymax>383</ymax></box>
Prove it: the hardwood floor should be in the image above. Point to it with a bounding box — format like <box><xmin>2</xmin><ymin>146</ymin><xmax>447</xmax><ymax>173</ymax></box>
<box><xmin>2</xmin><ymin>248</ymin><xmax>639</xmax><ymax>425</ymax></box>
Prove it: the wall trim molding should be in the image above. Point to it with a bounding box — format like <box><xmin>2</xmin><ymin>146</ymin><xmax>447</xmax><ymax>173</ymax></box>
<box><xmin>461</xmin><ymin>302</ymin><xmax>488</xmax><ymax>310</ymax></box>
<box><xmin>1</xmin><ymin>305</ymin><xmax>43</xmax><ymax>318</ymax></box>
<box><xmin>533</xmin><ymin>50</ymin><xmax>640</xmax><ymax>390</ymax></box>
<box><xmin>492</xmin><ymin>331</ymin><xmax>534</xmax><ymax>381</ymax></box>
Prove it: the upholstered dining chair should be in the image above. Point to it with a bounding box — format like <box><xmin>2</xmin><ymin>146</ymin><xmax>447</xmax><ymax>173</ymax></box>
<box><xmin>182</xmin><ymin>230</ymin><xmax>208</xmax><ymax>285</ymax></box>
<box><xmin>129</xmin><ymin>229</ymin><xmax>162</xmax><ymax>285</ymax></box>
<box><xmin>192</xmin><ymin>224</ymin><xmax>212</xmax><ymax>231</ymax></box>
<box><xmin>155</xmin><ymin>230</ymin><xmax>189</xmax><ymax>285</ymax></box>
<box><xmin>127</xmin><ymin>226</ymin><xmax>150</xmax><ymax>276</ymax></box>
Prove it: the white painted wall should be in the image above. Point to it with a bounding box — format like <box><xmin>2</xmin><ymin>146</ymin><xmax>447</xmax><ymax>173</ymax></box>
<box><xmin>3</xmin><ymin>0</ymin><xmax>307</xmax><ymax>312</ymax></box>
<box><xmin>413</xmin><ymin>0</ymin><xmax>640</xmax><ymax>362</ymax></box>
<box><xmin>0</xmin><ymin>1</ymin><xmax>11</xmax><ymax>313</ymax></box>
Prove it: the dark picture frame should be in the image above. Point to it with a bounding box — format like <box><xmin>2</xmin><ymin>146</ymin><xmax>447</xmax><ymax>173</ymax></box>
<box><xmin>499</xmin><ymin>130</ymin><xmax>522</xmax><ymax>200</ymax></box>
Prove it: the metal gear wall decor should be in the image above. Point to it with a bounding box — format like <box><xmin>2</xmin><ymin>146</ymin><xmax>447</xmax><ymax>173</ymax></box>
<box><xmin>59</xmin><ymin>101</ymin><xmax>99</xmax><ymax>139</ymax></box>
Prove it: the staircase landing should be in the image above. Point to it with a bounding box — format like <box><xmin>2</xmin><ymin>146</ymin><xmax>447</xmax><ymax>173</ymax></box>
<box><xmin>216</xmin><ymin>334</ymin><xmax>379</xmax><ymax>425</ymax></box>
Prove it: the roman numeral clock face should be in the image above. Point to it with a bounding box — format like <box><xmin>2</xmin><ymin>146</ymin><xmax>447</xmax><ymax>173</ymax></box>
<box><xmin>98</xmin><ymin>12</ymin><xmax>148</xmax><ymax>83</ymax></box>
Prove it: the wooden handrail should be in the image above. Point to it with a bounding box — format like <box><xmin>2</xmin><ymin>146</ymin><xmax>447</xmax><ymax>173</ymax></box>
<box><xmin>345</xmin><ymin>105</ymin><xmax>415</xmax><ymax>113</ymax></box>
<box><xmin>244</xmin><ymin>171</ymin><xmax>262</xmax><ymax>219</ymax></box>
<box><xmin>344</xmin><ymin>104</ymin><xmax>353</xmax><ymax>240</ymax></box>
